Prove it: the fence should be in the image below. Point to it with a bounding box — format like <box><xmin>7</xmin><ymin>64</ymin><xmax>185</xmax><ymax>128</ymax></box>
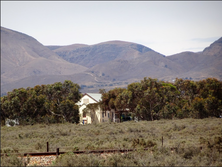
<box><xmin>1</xmin><ymin>137</ymin><xmax>206</xmax><ymax>157</ymax></box>
<box><xmin>1</xmin><ymin>141</ymin><xmax>148</xmax><ymax>157</ymax></box>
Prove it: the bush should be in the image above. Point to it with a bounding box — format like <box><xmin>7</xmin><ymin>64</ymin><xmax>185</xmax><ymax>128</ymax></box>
<box><xmin>132</xmin><ymin>138</ymin><xmax>157</xmax><ymax>148</ymax></box>
<box><xmin>53</xmin><ymin>153</ymin><xmax>101</xmax><ymax>166</ymax></box>
<box><xmin>1</xmin><ymin>118</ymin><xmax>222</xmax><ymax>166</ymax></box>
<box><xmin>1</xmin><ymin>154</ymin><xmax>26</xmax><ymax>166</ymax></box>
<box><xmin>1</xmin><ymin>147</ymin><xmax>14</xmax><ymax>154</ymax></box>
<box><xmin>35</xmin><ymin>142</ymin><xmax>43</xmax><ymax>150</ymax></box>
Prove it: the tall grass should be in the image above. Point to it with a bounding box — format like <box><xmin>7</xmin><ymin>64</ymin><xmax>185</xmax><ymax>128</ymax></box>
<box><xmin>1</xmin><ymin>118</ymin><xmax>222</xmax><ymax>166</ymax></box>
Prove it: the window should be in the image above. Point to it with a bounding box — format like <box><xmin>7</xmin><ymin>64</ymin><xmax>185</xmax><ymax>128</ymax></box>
<box><xmin>102</xmin><ymin>112</ymin><xmax>104</xmax><ymax>118</ymax></box>
<box><xmin>83</xmin><ymin>99</ymin><xmax>89</xmax><ymax>104</ymax></box>
<box><xmin>83</xmin><ymin>112</ymin><xmax>86</xmax><ymax>117</ymax></box>
<box><xmin>108</xmin><ymin>113</ymin><xmax>109</xmax><ymax>118</ymax></box>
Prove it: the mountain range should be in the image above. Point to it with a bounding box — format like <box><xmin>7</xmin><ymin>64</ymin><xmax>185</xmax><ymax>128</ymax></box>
<box><xmin>1</xmin><ymin>26</ymin><xmax>222</xmax><ymax>95</ymax></box>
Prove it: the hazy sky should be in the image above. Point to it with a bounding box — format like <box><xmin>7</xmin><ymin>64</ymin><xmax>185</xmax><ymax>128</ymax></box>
<box><xmin>1</xmin><ymin>1</ymin><xmax>222</xmax><ymax>56</ymax></box>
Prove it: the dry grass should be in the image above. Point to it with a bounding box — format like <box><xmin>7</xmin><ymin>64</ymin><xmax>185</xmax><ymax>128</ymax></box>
<box><xmin>1</xmin><ymin>118</ymin><xmax>222</xmax><ymax>166</ymax></box>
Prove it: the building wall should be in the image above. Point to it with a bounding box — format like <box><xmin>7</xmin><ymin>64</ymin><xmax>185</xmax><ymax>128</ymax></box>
<box><xmin>5</xmin><ymin>118</ymin><xmax>19</xmax><ymax>127</ymax></box>
<box><xmin>101</xmin><ymin>110</ymin><xmax>110</xmax><ymax>123</ymax></box>
<box><xmin>78</xmin><ymin>94</ymin><xmax>102</xmax><ymax>124</ymax></box>
<box><xmin>78</xmin><ymin>94</ymin><xmax>118</xmax><ymax>124</ymax></box>
<box><xmin>79</xmin><ymin>104</ymin><xmax>91</xmax><ymax>124</ymax></box>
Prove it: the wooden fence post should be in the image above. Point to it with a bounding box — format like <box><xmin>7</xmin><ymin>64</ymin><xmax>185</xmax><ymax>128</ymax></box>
<box><xmin>56</xmin><ymin>148</ymin><xmax>59</xmax><ymax>158</ymax></box>
<box><xmin>162</xmin><ymin>136</ymin><xmax>163</xmax><ymax>147</ymax></box>
<box><xmin>47</xmin><ymin>142</ymin><xmax>49</xmax><ymax>152</ymax></box>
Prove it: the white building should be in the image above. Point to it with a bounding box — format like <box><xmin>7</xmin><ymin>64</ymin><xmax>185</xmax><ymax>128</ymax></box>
<box><xmin>5</xmin><ymin>118</ymin><xmax>19</xmax><ymax>127</ymax></box>
<box><xmin>77</xmin><ymin>93</ymin><xmax>112</xmax><ymax>124</ymax></box>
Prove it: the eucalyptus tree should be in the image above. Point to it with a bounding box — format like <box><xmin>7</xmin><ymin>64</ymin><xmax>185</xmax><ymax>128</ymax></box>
<box><xmin>126</xmin><ymin>82</ymin><xmax>143</xmax><ymax>119</ymax></box>
<box><xmin>195</xmin><ymin>78</ymin><xmax>222</xmax><ymax>118</ymax></box>
<box><xmin>23</xmin><ymin>85</ymin><xmax>47</xmax><ymax>123</ymax></box>
<box><xmin>1</xmin><ymin>96</ymin><xmax>10</xmax><ymax>125</ymax></box>
<box><xmin>100</xmin><ymin>87</ymin><xmax>126</xmax><ymax>122</ymax></box>
<box><xmin>174</xmin><ymin>78</ymin><xmax>198</xmax><ymax>118</ymax></box>
<box><xmin>43</xmin><ymin>80</ymin><xmax>81</xmax><ymax>123</ymax></box>
<box><xmin>9</xmin><ymin>88</ymin><xmax>29</xmax><ymax>120</ymax></box>
<box><xmin>100</xmin><ymin>88</ymin><xmax>125</xmax><ymax>111</ymax></box>
<box><xmin>1</xmin><ymin>80</ymin><xmax>81</xmax><ymax>125</ymax></box>
<box><xmin>158</xmin><ymin>82</ymin><xmax>180</xmax><ymax>119</ymax></box>
<box><xmin>135</xmin><ymin>78</ymin><xmax>164</xmax><ymax>121</ymax></box>
<box><xmin>126</xmin><ymin>78</ymin><xmax>180</xmax><ymax>121</ymax></box>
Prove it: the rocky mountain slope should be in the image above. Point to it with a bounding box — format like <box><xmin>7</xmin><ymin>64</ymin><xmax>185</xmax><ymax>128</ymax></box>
<box><xmin>1</xmin><ymin>27</ymin><xmax>87</xmax><ymax>85</ymax></box>
<box><xmin>1</xmin><ymin>26</ymin><xmax>221</xmax><ymax>95</ymax></box>
<box><xmin>165</xmin><ymin>37</ymin><xmax>222</xmax><ymax>81</ymax></box>
<box><xmin>49</xmin><ymin>41</ymin><xmax>161</xmax><ymax>68</ymax></box>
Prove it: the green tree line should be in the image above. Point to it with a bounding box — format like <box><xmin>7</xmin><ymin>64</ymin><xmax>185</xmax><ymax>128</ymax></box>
<box><xmin>99</xmin><ymin>77</ymin><xmax>222</xmax><ymax>121</ymax></box>
<box><xmin>1</xmin><ymin>78</ymin><xmax>222</xmax><ymax>126</ymax></box>
<box><xmin>1</xmin><ymin>80</ymin><xmax>81</xmax><ymax>125</ymax></box>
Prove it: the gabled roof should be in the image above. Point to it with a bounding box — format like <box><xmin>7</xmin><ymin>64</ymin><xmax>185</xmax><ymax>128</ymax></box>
<box><xmin>82</xmin><ymin>93</ymin><xmax>102</xmax><ymax>102</ymax></box>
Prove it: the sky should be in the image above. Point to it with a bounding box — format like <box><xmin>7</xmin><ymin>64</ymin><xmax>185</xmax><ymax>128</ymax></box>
<box><xmin>1</xmin><ymin>1</ymin><xmax>222</xmax><ymax>56</ymax></box>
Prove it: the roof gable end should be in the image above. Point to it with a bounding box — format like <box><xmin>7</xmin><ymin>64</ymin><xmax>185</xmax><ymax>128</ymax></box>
<box><xmin>82</xmin><ymin>93</ymin><xmax>102</xmax><ymax>103</ymax></box>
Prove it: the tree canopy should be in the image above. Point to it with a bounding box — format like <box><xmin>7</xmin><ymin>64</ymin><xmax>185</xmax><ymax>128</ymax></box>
<box><xmin>1</xmin><ymin>80</ymin><xmax>81</xmax><ymax>125</ymax></box>
<box><xmin>99</xmin><ymin>77</ymin><xmax>222</xmax><ymax>121</ymax></box>
<box><xmin>1</xmin><ymin>77</ymin><xmax>221</xmax><ymax>126</ymax></box>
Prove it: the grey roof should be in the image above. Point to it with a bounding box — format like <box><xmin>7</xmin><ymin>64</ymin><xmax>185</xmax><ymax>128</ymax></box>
<box><xmin>85</xmin><ymin>93</ymin><xmax>102</xmax><ymax>102</ymax></box>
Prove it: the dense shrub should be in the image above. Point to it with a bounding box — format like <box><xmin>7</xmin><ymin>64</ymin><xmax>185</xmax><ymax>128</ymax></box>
<box><xmin>1</xmin><ymin>154</ymin><xmax>27</xmax><ymax>167</ymax></box>
<box><xmin>52</xmin><ymin>147</ymin><xmax>222</xmax><ymax>166</ymax></box>
<box><xmin>1</xmin><ymin>80</ymin><xmax>81</xmax><ymax>125</ymax></box>
<box><xmin>100</xmin><ymin>77</ymin><xmax>222</xmax><ymax>121</ymax></box>
<box><xmin>1</xmin><ymin>118</ymin><xmax>222</xmax><ymax>166</ymax></box>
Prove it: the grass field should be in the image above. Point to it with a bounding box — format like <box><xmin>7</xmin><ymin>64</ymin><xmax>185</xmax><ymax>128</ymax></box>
<box><xmin>1</xmin><ymin>118</ymin><xmax>222</xmax><ymax>166</ymax></box>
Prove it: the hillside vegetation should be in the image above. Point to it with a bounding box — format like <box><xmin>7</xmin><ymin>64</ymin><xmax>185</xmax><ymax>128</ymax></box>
<box><xmin>1</xmin><ymin>118</ymin><xmax>222</xmax><ymax>166</ymax></box>
<box><xmin>1</xmin><ymin>77</ymin><xmax>222</xmax><ymax>128</ymax></box>
<box><xmin>1</xmin><ymin>77</ymin><xmax>222</xmax><ymax>165</ymax></box>
<box><xmin>1</xmin><ymin>77</ymin><xmax>222</xmax><ymax>127</ymax></box>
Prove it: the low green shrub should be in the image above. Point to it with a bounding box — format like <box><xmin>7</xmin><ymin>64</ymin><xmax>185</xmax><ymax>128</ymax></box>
<box><xmin>1</xmin><ymin>154</ymin><xmax>26</xmax><ymax>166</ymax></box>
<box><xmin>52</xmin><ymin>148</ymin><xmax>222</xmax><ymax>166</ymax></box>
<box><xmin>1</xmin><ymin>118</ymin><xmax>222</xmax><ymax>166</ymax></box>
<box><xmin>132</xmin><ymin>138</ymin><xmax>157</xmax><ymax>148</ymax></box>
<box><xmin>35</xmin><ymin>142</ymin><xmax>43</xmax><ymax>150</ymax></box>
